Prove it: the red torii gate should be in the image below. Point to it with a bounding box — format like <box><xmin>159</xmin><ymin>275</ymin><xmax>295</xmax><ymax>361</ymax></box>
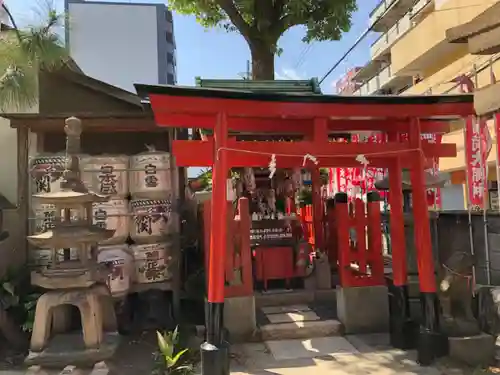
<box><xmin>135</xmin><ymin>84</ymin><xmax>474</xmax><ymax>372</ymax></box>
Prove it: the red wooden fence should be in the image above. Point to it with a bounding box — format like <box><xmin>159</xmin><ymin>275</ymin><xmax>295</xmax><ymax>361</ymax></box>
<box><xmin>334</xmin><ymin>194</ymin><xmax>384</xmax><ymax>287</ymax></box>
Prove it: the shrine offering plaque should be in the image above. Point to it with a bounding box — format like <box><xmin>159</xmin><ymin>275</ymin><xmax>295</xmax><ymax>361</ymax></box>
<box><xmin>250</xmin><ymin>219</ymin><xmax>293</xmax><ymax>246</ymax></box>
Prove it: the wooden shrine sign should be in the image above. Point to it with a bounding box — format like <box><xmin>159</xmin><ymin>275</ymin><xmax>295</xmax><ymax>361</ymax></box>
<box><xmin>250</xmin><ymin>219</ymin><xmax>293</xmax><ymax>246</ymax></box>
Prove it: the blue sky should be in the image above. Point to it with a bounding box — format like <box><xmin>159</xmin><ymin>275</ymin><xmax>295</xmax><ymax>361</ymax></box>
<box><xmin>6</xmin><ymin>0</ymin><xmax>381</xmax><ymax>177</ymax></box>
<box><xmin>6</xmin><ymin>0</ymin><xmax>381</xmax><ymax>93</ymax></box>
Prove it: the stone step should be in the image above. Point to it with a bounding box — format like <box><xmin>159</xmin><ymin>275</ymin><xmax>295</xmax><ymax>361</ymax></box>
<box><xmin>255</xmin><ymin>289</ymin><xmax>336</xmax><ymax>308</ymax></box>
<box><xmin>259</xmin><ymin>319</ymin><xmax>343</xmax><ymax>341</ymax></box>
<box><xmin>258</xmin><ymin>302</ymin><xmax>342</xmax><ymax>341</ymax></box>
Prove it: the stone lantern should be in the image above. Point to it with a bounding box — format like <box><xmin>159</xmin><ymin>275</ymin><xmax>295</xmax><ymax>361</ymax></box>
<box><xmin>26</xmin><ymin>117</ymin><xmax>120</xmax><ymax>366</ymax></box>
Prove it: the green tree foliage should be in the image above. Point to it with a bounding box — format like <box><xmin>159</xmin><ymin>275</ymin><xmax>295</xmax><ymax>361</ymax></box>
<box><xmin>0</xmin><ymin>2</ymin><xmax>68</xmax><ymax>111</ymax></box>
<box><xmin>168</xmin><ymin>0</ymin><xmax>357</xmax><ymax>79</ymax></box>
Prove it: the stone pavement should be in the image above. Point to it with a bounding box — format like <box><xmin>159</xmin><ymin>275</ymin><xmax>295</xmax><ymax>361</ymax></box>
<box><xmin>228</xmin><ymin>334</ymin><xmax>478</xmax><ymax>375</ymax></box>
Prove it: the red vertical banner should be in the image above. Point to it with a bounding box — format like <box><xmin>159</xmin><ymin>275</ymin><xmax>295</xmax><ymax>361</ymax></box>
<box><xmin>465</xmin><ymin>116</ymin><xmax>486</xmax><ymax>208</ymax></box>
<box><xmin>366</xmin><ymin>132</ymin><xmax>386</xmax><ymax>195</ymax></box>
<box><xmin>327</xmin><ymin>168</ymin><xmax>335</xmax><ymax>197</ymax></box>
<box><xmin>336</xmin><ymin>168</ymin><xmax>347</xmax><ymax>193</ymax></box>
<box><xmin>422</xmin><ymin>133</ymin><xmax>442</xmax><ymax>208</ymax></box>
<box><xmin>349</xmin><ymin>134</ymin><xmax>361</xmax><ymax>201</ymax></box>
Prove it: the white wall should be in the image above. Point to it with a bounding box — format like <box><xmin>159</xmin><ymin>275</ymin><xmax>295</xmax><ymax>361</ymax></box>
<box><xmin>440</xmin><ymin>184</ymin><xmax>465</xmax><ymax>210</ymax></box>
<box><xmin>0</xmin><ymin>105</ymin><xmax>39</xmax><ymax>271</ymax></box>
<box><xmin>68</xmin><ymin>2</ymin><xmax>160</xmax><ymax>93</ymax></box>
<box><xmin>0</xmin><ymin>104</ymin><xmax>39</xmax><ymax>206</ymax></box>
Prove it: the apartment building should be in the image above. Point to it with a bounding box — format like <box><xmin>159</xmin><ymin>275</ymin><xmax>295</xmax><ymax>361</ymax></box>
<box><xmin>352</xmin><ymin>0</ymin><xmax>500</xmax><ymax>209</ymax></box>
<box><xmin>65</xmin><ymin>0</ymin><xmax>177</xmax><ymax>93</ymax></box>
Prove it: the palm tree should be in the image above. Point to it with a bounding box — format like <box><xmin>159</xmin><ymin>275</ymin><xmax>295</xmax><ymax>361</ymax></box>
<box><xmin>0</xmin><ymin>1</ymin><xmax>69</xmax><ymax>349</ymax></box>
<box><xmin>0</xmin><ymin>1</ymin><xmax>69</xmax><ymax>112</ymax></box>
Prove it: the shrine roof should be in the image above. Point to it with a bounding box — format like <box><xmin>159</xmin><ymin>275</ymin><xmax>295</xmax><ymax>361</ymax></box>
<box><xmin>135</xmin><ymin>84</ymin><xmax>474</xmax><ymax>121</ymax></box>
<box><xmin>195</xmin><ymin>77</ymin><xmax>322</xmax><ymax>94</ymax></box>
<box><xmin>135</xmin><ymin>84</ymin><xmax>475</xmax><ymax>126</ymax></box>
<box><xmin>136</xmin><ymin>84</ymin><xmax>471</xmax><ymax>105</ymax></box>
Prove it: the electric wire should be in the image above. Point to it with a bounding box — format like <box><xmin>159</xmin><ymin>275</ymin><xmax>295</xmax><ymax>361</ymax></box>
<box><xmin>294</xmin><ymin>43</ymin><xmax>315</xmax><ymax>70</ymax></box>
<box><xmin>319</xmin><ymin>2</ymin><xmax>500</xmax><ymax>85</ymax></box>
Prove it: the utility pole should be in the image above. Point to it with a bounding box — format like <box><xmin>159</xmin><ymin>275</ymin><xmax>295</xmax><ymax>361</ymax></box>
<box><xmin>238</xmin><ymin>60</ymin><xmax>252</xmax><ymax>80</ymax></box>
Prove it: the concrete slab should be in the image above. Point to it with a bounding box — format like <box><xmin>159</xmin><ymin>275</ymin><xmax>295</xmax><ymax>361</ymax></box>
<box><xmin>336</xmin><ymin>285</ymin><xmax>389</xmax><ymax>334</ymax></box>
<box><xmin>346</xmin><ymin>333</ymin><xmax>392</xmax><ymax>353</ymax></box>
<box><xmin>265</xmin><ymin>336</ymin><xmax>359</xmax><ymax>360</ymax></box>
<box><xmin>259</xmin><ymin>319</ymin><xmax>343</xmax><ymax>341</ymax></box>
<box><xmin>230</xmin><ymin>341</ymin><xmax>472</xmax><ymax>375</ymax></box>
<box><xmin>261</xmin><ymin>304</ymin><xmax>311</xmax><ymax>314</ymax></box>
<box><xmin>266</xmin><ymin>311</ymin><xmax>320</xmax><ymax>324</ymax></box>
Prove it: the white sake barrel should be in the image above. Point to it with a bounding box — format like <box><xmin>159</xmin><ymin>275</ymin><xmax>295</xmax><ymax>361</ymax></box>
<box><xmin>131</xmin><ymin>242</ymin><xmax>173</xmax><ymax>284</ymax></box>
<box><xmin>97</xmin><ymin>245</ymin><xmax>134</xmax><ymax>298</ymax></box>
<box><xmin>30</xmin><ymin>154</ymin><xmax>68</xmax><ymax>195</ymax></box>
<box><xmin>130</xmin><ymin>199</ymin><xmax>173</xmax><ymax>243</ymax></box>
<box><xmin>81</xmin><ymin>155</ymin><xmax>129</xmax><ymax>198</ymax></box>
<box><xmin>30</xmin><ymin>248</ymin><xmax>79</xmax><ymax>266</ymax></box>
<box><xmin>92</xmin><ymin>199</ymin><xmax>130</xmax><ymax>245</ymax></box>
<box><xmin>129</xmin><ymin>151</ymin><xmax>171</xmax><ymax>199</ymax></box>
<box><xmin>31</xmin><ymin>203</ymin><xmax>84</xmax><ymax>234</ymax></box>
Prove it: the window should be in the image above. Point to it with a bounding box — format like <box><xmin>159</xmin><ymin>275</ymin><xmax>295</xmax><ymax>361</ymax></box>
<box><xmin>167</xmin><ymin>52</ymin><xmax>175</xmax><ymax>64</ymax></box>
<box><xmin>166</xmin><ymin>32</ymin><xmax>173</xmax><ymax>44</ymax></box>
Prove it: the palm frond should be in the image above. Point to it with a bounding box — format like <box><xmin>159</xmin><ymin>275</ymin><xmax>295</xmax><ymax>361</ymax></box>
<box><xmin>0</xmin><ymin>3</ymin><xmax>68</xmax><ymax>112</ymax></box>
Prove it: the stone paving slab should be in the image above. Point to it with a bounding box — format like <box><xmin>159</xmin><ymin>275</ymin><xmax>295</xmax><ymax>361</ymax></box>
<box><xmin>265</xmin><ymin>336</ymin><xmax>359</xmax><ymax>360</ymax></box>
<box><xmin>230</xmin><ymin>334</ymin><xmax>477</xmax><ymax>375</ymax></box>
<box><xmin>266</xmin><ymin>311</ymin><xmax>320</xmax><ymax>324</ymax></box>
<box><xmin>261</xmin><ymin>304</ymin><xmax>311</xmax><ymax>314</ymax></box>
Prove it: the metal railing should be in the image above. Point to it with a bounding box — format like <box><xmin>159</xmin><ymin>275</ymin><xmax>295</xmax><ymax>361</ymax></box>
<box><xmin>354</xmin><ymin>64</ymin><xmax>399</xmax><ymax>95</ymax></box>
<box><xmin>371</xmin><ymin>14</ymin><xmax>411</xmax><ymax>58</ymax></box>
<box><xmin>370</xmin><ymin>0</ymin><xmax>396</xmax><ymax>24</ymax></box>
<box><xmin>410</xmin><ymin>0</ymin><xmax>432</xmax><ymax>17</ymax></box>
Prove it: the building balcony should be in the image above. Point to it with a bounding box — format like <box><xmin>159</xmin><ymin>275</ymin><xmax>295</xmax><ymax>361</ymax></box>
<box><xmin>409</xmin><ymin>0</ymin><xmax>434</xmax><ymax>22</ymax></box>
<box><xmin>355</xmin><ymin>64</ymin><xmax>413</xmax><ymax>95</ymax></box>
<box><xmin>371</xmin><ymin>14</ymin><xmax>411</xmax><ymax>60</ymax></box>
<box><xmin>370</xmin><ymin>0</ymin><xmax>416</xmax><ymax>32</ymax></box>
<box><xmin>390</xmin><ymin>0</ymin><xmax>494</xmax><ymax>76</ymax></box>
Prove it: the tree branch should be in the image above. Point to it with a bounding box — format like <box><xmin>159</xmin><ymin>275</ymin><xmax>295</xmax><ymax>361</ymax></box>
<box><xmin>277</xmin><ymin>6</ymin><xmax>322</xmax><ymax>35</ymax></box>
<box><xmin>216</xmin><ymin>0</ymin><xmax>253</xmax><ymax>41</ymax></box>
<box><xmin>273</xmin><ymin>0</ymin><xmax>287</xmax><ymax>18</ymax></box>
<box><xmin>1</xmin><ymin>4</ymin><xmax>22</xmax><ymax>42</ymax></box>
<box><xmin>276</xmin><ymin>14</ymin><xmax>299</xmax><ymax>34</ymax></box>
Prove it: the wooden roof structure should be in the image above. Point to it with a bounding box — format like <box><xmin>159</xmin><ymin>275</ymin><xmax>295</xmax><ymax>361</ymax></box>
<box><xmin>4</xmin><ymin>63</ymin><xmax>164</xmax><ymax>263</ymax></box>
<box><xmin>446</xmin><ymin>3</ymin><xmax>500</xmax><ymax>116</ymax></box>
<box><xmin>195</xmin><ymin>77</ymin><xmax>322</xmax><ymax>94</ymax></box>
<box><xmin>3</xmin><ymin>62</ymin><xmax>156</xmax><ymax>132</ymax></box>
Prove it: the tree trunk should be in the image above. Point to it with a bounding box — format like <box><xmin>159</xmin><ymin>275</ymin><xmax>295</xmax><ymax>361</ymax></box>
<box><xmin>250</xmin><ymin>42</ymin><xmax>275</xmax><ymax>80</ymax></box>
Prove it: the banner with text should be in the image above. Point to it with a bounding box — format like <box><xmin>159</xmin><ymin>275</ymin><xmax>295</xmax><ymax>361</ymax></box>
<box><xmin>465</xmin><ymin>116</ymin><xmax>486</xmax><ymax>208</ymax></box>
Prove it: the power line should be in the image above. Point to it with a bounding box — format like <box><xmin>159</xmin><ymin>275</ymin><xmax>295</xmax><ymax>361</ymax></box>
<box><xmin>294</xmin><ymin>43</ymin><xmax>315</xmax><ymax>70</ymax></box>
<box><xmin>318</xmin><ymin>1</ymin><xmax>497</xmax><ymax>85</ymax></box>
<box><xmin>319</xmin><ymin>25</ymin><xmax>375</xmax><ymax>85</ymax></box>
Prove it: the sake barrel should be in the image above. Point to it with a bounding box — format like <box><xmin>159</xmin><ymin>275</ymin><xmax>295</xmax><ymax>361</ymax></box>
<box><xmin>31</xmin><ymin>203</ymin><xmax>84</xmax><ymax>234</ymax></box>
<box><xmin>97</xmin><ymin>245</ymin><xmax>134</xmax><ymax>298</ymax></box>
<box><xmin>130</xmin><ymin>199</ymin><xmax>172</xmax><ymax>244</ymax></box>
<box><xmin>92</xmin><ymin>199</ymin><xmax>130</xmax><ymax>245</ymax></box>
<box><xmin>30</xmin><ymin>154</ymin><xmax>68</xmax><ymax>195</ymax></box>
<box><xmin>131</xmin><ymin>242</ymin><xmax>173</xmax><ymax>284</ymax></box>
<box><xmin>81</xmin><ymin>155</ymin><xmax>129</xmax><ymax>198</ymax></box>
<box><xmin>129</xmin><ymin>151</ymin><xmax>171</xmax><ymax>199</ymax></box>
